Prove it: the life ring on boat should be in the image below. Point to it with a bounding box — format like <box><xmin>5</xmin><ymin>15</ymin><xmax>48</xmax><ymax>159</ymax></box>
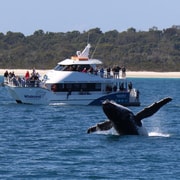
<box><xmin>51</xmin><ymin>84</ymin><xmax>57</xmax><ymax>92</ymax></box>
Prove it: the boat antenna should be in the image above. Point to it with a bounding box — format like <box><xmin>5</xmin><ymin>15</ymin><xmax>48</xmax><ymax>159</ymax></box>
<box><xmin>91</xmin><ymin>37</ymin><xmax>101</xmax><ymax>59</ymax></box>
<box><xmin>87</xmin><ymin>33</ymin><xmax>90</xmax><ymax>45</ymax></box>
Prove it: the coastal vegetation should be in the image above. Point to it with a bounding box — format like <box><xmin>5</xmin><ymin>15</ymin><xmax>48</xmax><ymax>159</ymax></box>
<box><xmin>0</xmin><ymin>26</ymin><xmax>180</xmax><ymax>71</ymax></box>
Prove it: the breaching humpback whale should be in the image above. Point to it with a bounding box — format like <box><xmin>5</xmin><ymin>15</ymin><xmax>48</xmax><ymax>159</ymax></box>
<box><xmin>87</xmin><ymin>97</ymin><xmax>172</xmax><ymax>136</ymax></box>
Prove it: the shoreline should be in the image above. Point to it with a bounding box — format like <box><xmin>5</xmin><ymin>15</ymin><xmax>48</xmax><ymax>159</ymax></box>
<box><xmin>0</xmin><ymin>69</ymin><xmax>180</xmax><ymax>78</ymax></box>
<box><xmin>127</xmin><ymin>71</ymin><xmax>180</xmax><ymax>78</ymax></box>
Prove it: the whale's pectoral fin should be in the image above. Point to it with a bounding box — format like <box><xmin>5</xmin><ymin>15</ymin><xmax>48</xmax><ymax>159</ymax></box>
<box><xmin>135</xmin><ymin>97</ymin><xmax>172</xmax><ymax>122</ymax></box>
<box><xmin>87</xmin><ymin>120</ymin><xmax>113</xmax><ymax>134</ymax></box>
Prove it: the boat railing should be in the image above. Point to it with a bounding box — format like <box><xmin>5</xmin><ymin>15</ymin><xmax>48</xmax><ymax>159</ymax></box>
<box><xmin>97</xmin><ymin>69</ymin><xmax>126</xmax><ymax>80</ymax></box>
<box><xmin>4</xmin><ymin>76</ymin><xmax>45</xmax><ymax>88</ymax></box>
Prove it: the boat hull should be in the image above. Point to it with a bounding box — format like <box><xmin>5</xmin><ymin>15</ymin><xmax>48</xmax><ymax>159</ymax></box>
<box><xmin>5</xmin><ymin>85</ymin><xmax>140</xmax><ymax>106</ymax></box>
<box><xmin>5</xmin><ymin>85</ymin><xmax>51</xmax><ymax>104</ymax></box>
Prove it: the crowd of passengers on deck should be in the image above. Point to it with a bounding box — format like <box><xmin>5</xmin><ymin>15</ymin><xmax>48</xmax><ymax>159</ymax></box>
<box><xmin>60</xmin><ymin>64</ymin><xmax>126</xmax><ymax>79</ymax></box>
<box><xmin>4</xmin><ymin>68</ymin><xmax>41</xmax><ymax>87</ymax></box>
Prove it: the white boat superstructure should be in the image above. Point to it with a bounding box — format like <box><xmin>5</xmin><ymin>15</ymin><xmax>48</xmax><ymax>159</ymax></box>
<box><xmin>4</xmin><ymin>44</ymin><xmax>140</xmax><ymax>106</ymax></box>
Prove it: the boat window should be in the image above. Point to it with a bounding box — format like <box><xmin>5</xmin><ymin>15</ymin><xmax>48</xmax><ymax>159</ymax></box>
<box><xmin>66</xmin><ymin>84</ymin><xmax>72</xmax><ymax>89</ymax></box>
<box><xmin>73</xmin><ymin>84</ymin><xmax>81</xmax><ymax>90</ymax></box>
<box><xmin>81</xmin><ymin>83</ymin><xmax>87</xmax><ymax>89</ymax></box>
<box><xmin>51</xmin><ymin>83</ymin><xmax>101</xmax><ymax>92</ymax></box>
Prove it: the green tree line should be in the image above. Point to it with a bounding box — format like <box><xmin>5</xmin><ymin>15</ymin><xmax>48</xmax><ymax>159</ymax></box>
<box><xmin>0</xmin><ymin>27</ymin><xmax>180</xmax><ymax>71</ymax></box>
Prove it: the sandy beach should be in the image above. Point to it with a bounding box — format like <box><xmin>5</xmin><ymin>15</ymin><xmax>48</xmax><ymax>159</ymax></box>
<box><xmin>127</xmin><ymin>71</ymin><xmax>180</xmax><ymax>78</ymax></box>
<box><xmin>0</xmin><ymin>69</ymin><xmax>180</xmax><ymax>78</ymax></box>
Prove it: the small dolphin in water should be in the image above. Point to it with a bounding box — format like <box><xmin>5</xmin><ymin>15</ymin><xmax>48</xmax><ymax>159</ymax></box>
<box><xmin>87</xmin><ymin>97</ymin><xmax>172</xmax><ymax>136</ymax></box>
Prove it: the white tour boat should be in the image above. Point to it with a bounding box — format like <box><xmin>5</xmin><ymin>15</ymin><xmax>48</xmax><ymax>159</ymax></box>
<box><xmin>4</xmin><ymin>44</ymin><xmax>140</xmax><ymax>106</ymax></box>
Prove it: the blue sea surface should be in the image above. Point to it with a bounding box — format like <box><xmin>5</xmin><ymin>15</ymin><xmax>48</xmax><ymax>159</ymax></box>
<box><xmin>0</xmin><ymin>77</ymin><xmax>180</xmax><ymax>179</ymax></box>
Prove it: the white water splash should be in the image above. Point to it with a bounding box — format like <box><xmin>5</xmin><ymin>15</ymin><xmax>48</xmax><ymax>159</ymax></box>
<box><xmin>95</xmin><ymin>127</ymin><xmax>119</xmax><ymax>135</ymax></box>
<box><xmin>93</xmin><ymin>128</ymin><xmax>171</xmax><ymax>137</ymax></box>
<box><xmin>148</xmin><ymin>132</ymin><xmax>170</xmax><ymax>137</ymax></box>
<box><xmin>148</xmin><ymin>127</ymin><xmax>171</xmax><ymax>137</ymax></box>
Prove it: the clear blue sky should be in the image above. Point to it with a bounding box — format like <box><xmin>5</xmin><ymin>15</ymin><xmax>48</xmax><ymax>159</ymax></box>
<box><xmin>0</xmin><ymin>0</ymin><xmax>179</xmax><ymax>35</ymax></box>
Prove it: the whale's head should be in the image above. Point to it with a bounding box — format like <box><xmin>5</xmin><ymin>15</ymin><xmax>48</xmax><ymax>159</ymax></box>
<box><xmin>102</xmin><ymin>100</ymin><xmax>139</xmax><ymax>135</ymax></box>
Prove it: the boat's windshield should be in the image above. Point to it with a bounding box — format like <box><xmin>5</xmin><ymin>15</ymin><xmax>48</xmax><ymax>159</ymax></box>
<box><xmin>54</xmin><ymin>64</ymin><xmax>95</xmax><ymax>72</ymax></box>
<box><xmin>54</xmin><ymin>64</ymin><xmax>67</xmax><ymax>71</ymax></box>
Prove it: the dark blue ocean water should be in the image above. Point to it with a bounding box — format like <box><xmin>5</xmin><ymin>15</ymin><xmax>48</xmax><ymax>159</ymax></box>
<box><xmin>0</xmin><ymin>77</ymin><xmax>180</xmax><ymax>179</ymax></box>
